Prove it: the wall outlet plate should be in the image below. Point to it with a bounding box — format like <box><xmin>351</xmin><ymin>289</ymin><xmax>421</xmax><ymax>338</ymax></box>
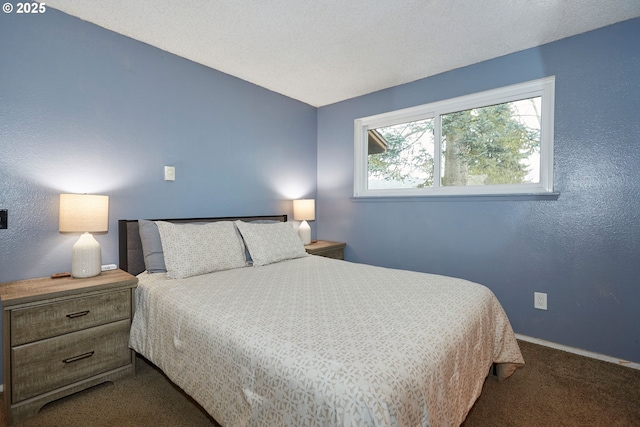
<box><xmin>534</xmin><ymin>292</ymin><xmax>547</xmax><ymax>310</ymax></box>
<box><xmin>0</xmin><ymin>210</ymin><xmax>7</xmax><ymax>229</ymax></box>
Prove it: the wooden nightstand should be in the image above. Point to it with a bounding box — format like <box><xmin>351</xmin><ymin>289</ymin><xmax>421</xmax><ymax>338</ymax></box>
<box><xmin>305</xmin><ymin>240</ymin><xmax>346</xmax><ymax>260</ymax></box>
<box><xmin>0</xmin><ymin>269</ymin><xmax>138</xmax><ymax>425</ymax></box>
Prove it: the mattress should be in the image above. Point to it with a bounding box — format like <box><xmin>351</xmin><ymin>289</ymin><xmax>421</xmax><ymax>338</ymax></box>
<box><xmin>129</xmin><ymin>255</ymin><xmax>523</xmax><ymax>426</ymax></box>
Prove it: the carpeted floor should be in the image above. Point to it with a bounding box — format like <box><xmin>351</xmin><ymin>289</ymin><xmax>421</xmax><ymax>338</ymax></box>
<box><xmin>2</xmin><ymin>340</ymin><xmax>639</xmax><ymax>426</ymax></box>
<box><xmin>461</xmin><ymin>341</ymin><xmax>640</xmax><ymax>427</ymax></box>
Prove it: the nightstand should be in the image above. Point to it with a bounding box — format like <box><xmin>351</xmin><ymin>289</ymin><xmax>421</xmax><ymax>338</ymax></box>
<box><xmin>305</xmin><ymin>240</ymin><xmax>346</xmax><ymax>260</ymax></box>
<box><xmin>0</xmin><ymin>269</ymin><xmax>138</xmax><ymax>425</ymax></box>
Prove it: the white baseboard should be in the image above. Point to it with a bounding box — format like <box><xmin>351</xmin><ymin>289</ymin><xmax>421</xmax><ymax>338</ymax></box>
<box><xmin>516</xmin><ymin>334</ymin><xmax>640</xmax><ymax>371</ymax></box>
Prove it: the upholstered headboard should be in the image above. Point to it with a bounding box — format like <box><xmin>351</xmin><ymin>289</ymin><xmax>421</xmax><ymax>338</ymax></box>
<box><xmin>118</xmin><ymin>215</ymin><xmax>288</xmax><ymax>276</ymax></box>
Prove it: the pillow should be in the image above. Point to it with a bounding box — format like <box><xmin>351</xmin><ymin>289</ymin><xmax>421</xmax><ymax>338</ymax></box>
<box><xmin>155</xmin><ymin>221</ymin><xmax>247</xmax><ymax>279</ymax></box>
<box><xmin>234</xmin><ymin>220</ymin><xmax>308</xmax><ymax>267</ymax></box>
<box><xmin>244</xmin><ymin>219</ymin><xmax>280</xmax><ymax>264</ymax></box>
<box><xmin>138</xmin><ymin>219</ymin><xmax>167</xmax><ymax>273</ymax></box>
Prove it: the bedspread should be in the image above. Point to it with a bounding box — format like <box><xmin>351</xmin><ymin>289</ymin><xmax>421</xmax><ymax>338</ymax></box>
<box><xmin>129</xmin><ymin>256</ymin><xmax>523</xmax><ymax>427</ymax></box>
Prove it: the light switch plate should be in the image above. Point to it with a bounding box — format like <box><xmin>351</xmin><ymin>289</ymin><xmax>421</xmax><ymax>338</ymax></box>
<box><xmin>164</xmin><ymin>166</ymin><xmax>175</xmax><ymax>181</ymax></box>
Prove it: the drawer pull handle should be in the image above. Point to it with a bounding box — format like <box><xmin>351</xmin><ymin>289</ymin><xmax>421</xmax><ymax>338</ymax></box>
<box><xmin>63</xmin><ymin>351</ymin><xmax>95</xmax><ymax>364</ymax></box>
<box><xmin>66</xmin><ymin>310</ymin><xmax>90</xmax><ymax>319</ymax></box>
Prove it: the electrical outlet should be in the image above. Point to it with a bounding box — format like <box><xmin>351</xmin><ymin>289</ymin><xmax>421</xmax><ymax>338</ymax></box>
<box><xmin>534</xmin><ymin>292</ymin><xmax>547</xmax><ymax>310</ymax></box>
<box><xmin>0</xmin><ymin>210</ymin><xmax>7</xmax><ymax>230</ymax></box>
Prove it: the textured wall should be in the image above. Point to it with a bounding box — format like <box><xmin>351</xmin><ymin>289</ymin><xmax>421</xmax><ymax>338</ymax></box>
<box><xmin>0</xmin><ymin>9</ymin><xmax>317</xmax><ymax>282</ymax></box>
<box><xmin>317</xmin><ymin>19</ymin><xmax>640</xmax><ymax>363</ymax></box>
<box><xmin>0</xmin><ymin>10</ymin><xmax>316</xmax><ymax>382</ymax></box>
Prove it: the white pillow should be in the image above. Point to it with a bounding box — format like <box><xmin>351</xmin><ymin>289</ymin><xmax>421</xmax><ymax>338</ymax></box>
<box><xmin>155</xmin><ymin>221</ymin><xmax>247</xmax><ymax>279</ymax></box>
<box><xmin>234</xmin><ymin>220</ymin><xmax>308</xmax><ymax>266</ymax></box>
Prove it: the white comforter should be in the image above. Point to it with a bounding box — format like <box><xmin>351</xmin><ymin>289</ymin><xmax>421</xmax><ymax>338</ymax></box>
<box><xmin>129</xmin><ymin>255</ymin><xmax>523</xmax><ymax>427</ymax></box>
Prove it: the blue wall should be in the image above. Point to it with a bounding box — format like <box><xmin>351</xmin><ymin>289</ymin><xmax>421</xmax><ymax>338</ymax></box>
<box><xmin>0</xmin><ymin>10</ymin><xmax>316</xmax><ymax>381</ymax></box>
<box><xmin>317</xmin><ymin>18</ymin><xmax>640</xmax><ymax>363</ymax></box>
<box><xmin>0</xmin><ymin>9</ymin><xmax>317</xmax><ymax>282</ymax></box>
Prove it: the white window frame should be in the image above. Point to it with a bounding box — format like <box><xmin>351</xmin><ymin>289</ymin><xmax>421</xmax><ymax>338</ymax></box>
<box><xmin>354</xmin><ymin>76</ymin><xmax>555</xmax><ymax>198</ymax></box>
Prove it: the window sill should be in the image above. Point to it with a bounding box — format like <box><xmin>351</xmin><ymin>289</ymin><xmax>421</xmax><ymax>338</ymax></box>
<box><xmin>351</xmin><ymin>192</ymin><xmax>560</xmax><ymax>202</ymax></box>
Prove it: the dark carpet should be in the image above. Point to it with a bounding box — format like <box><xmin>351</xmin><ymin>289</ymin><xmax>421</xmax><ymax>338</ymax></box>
<box><xmin>2</xmin><ymin>340</ymin><xmax>639</xmax><ymax>426</ymax></box>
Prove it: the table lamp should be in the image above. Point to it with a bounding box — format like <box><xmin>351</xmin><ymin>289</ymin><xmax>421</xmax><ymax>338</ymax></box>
<box><xmin>293</xmin><ymin>199</ymin><xmax>315</xmax><ymax>245</ymax></box>
<box><xmin>59</xmin><ymin>193</ymin><xmax>109</xmax><ymax>278</ymax></box>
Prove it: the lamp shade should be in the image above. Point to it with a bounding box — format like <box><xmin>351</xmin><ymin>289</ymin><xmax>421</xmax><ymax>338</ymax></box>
<box><xmin>293</xmin><ymin>199</ymin><xmax>315</xmax><ymax>221</ymax></box>
<box><xmin>59</xmin><ymin>194</ymin><xmax>109</xmax><ymax>233</ymax></box>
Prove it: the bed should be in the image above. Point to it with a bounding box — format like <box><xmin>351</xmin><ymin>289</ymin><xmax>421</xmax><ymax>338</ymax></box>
<box><xmin>119</xmin><ymin>215</ymin><xmax>524</xmax><ymax>427</ymax></box>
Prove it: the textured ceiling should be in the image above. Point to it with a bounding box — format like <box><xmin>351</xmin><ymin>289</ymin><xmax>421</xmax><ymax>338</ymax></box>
<box><xmin>46</xmin><ymin>0</ymin><xmax>640</xmax><ymax>107</ymax></box>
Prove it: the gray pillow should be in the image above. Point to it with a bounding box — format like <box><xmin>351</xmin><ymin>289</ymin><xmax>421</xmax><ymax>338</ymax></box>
<box><xmin>138</xmin><ymin>219</ymin><xmax>167</xmax><ymax>273</ymax></box>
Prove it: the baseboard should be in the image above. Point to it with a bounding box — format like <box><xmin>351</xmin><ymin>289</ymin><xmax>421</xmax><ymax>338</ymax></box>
<box><xmin>516</xmin><ymin>334</ymin><xmax>640</xmax><ymax>371</ymax></box>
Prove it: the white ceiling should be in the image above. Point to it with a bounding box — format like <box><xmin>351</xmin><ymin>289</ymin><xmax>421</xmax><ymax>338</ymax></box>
<box><xmin>46</xmin><ymin>0</ymin><xmax>640</xmax><ymax>107</ymax></box>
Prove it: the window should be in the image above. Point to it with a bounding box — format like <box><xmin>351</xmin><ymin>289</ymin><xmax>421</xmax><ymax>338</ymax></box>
<box><xmin>354</xmin><ymin>77</ymin><xmax>555</xmax><ymax>197</ymax></box>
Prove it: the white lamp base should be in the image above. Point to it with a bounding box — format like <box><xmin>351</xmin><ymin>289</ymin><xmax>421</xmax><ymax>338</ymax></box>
<box><xmin>298</xmin><ymin>220</ymin><xmax>311</xmax><ymax>245</ymax></box>
<box><xmin>71</xmin><ymin>232</ymin><xmax>102</xmax><ymax>278</ymax></box>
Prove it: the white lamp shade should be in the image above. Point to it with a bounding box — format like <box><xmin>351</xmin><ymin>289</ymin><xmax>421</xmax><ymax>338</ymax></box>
<box><xmin>293</xmin><ymin>199</ymin><xmax>315</xmax><ymax>221</ymax></box>
<box><xmin>59</xmin><ymin>194</ymin><xmax>109</xmax><ymax>233</ymax></box>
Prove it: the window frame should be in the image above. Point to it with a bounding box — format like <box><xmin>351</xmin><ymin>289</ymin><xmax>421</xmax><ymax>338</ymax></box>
<box><xmin>354</xmin><ymin>77</ymin><xmax>555</xmax><ymax>198</ymax></box>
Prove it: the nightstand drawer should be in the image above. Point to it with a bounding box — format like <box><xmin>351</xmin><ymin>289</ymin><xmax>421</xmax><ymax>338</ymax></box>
<box><xmin>11</xmin><ymin>289</ymin><xmax>131</xmax><ymax>346</ymax></box>
<box><xmin>11</xmin><ymin>319</ymin><xmax>131</xmax><ymax>403</ymax></box>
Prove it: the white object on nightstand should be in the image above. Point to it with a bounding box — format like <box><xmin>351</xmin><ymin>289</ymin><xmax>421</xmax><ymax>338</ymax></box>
<box><xmin>59</xmin><ymin>194</ymin><xmax>109</xmax><ymax>279</ymax></box>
